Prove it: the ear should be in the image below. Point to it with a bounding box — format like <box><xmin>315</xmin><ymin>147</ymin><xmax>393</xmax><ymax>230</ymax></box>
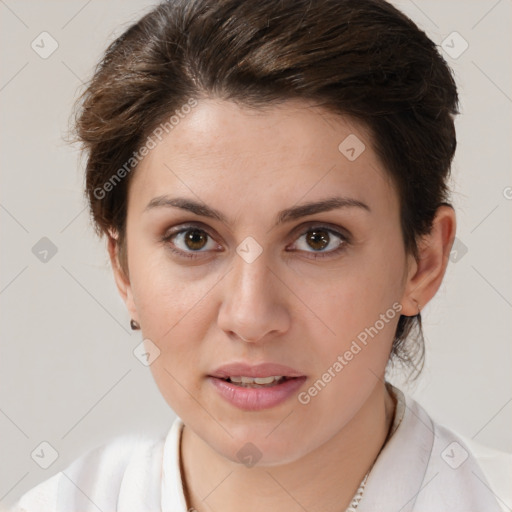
<box><xmin>107</xmin><ymin>232</ymin><xmax>139</xmax><ymax>324</ymax></box>
<box><xmin>400</xmin><ymin>205</ymin><xmax>456</xmax><ymax>316</ymax></box>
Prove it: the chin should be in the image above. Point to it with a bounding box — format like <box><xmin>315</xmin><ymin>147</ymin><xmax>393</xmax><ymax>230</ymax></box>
<box><xmin>207</xmin><ymin>427</ymin><xmax>313</xmax><ymax>468</ymax></box>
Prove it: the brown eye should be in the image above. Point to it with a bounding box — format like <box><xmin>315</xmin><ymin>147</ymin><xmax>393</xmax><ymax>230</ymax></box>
<box><xmin>289</xmin><ymin>225</ymin><xmax>348</xmax><ymax>259</ymax></box>
<box><xmin>183</xmin><ymin>229</ymin><xmax>209</xmax><ymax>251</ymax></box>
<box><xmin>163</xmin><ymin>226</ymin><xmax>219</xmax><ymax>259</ymax></box>
<box><xmin>305</xmin><ymin>229</ymin><xmax>330</xmax><ymax>251</ymax></box>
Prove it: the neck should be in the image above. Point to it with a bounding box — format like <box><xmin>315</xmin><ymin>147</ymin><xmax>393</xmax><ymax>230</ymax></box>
<box><xmin>180</xmin><ymin>382</ymin><xmax>396</xmax><ymax>512</ymax></box>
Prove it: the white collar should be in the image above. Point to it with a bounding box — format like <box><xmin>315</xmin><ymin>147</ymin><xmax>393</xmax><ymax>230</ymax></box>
<box><xmin>160</xmin><ymin>384</ymin><xmax>502</xmax><ymax>512</ymax></box>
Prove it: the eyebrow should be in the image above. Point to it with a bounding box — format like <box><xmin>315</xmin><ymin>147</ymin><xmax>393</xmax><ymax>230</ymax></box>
<box><xmin>144</xmin><ymin>195</ymin><xmax>370</xmax><ymax>227</ymax></box>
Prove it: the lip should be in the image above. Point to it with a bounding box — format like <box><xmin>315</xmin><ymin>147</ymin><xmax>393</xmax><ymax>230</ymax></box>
<box><xmin>209</xmin><ymin>362</ymin><xmax>306</xmax><ymax>379</ymax></box>
<box><xmin>208</xmin><ymin>375</ymin><xmax>307</xmax><ymax>411</ymax></box>
<box><xmin>207</xmin><ymin>362</ymin><xmax>307</xmax><ymax>411</ymax></box>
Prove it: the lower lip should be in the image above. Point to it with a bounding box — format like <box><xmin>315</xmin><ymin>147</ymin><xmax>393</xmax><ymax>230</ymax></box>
<box><xmin>208</xmin><ymin>376</ymin><xmax>307</xmax><ymax>411</ymax></box>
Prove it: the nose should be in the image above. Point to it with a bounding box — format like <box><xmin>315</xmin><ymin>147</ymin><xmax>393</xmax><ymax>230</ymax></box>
<box><xmin>217</xmin><ymin>252</ymin><xmax>290</xmax><ymax>343</ymax></box>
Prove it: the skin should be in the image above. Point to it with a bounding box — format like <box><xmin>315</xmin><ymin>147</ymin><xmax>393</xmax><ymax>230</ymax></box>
<box><xmin>108</xmin><ymin>98</ymin><xmax>455</xmax><ymax>512</ymax></box>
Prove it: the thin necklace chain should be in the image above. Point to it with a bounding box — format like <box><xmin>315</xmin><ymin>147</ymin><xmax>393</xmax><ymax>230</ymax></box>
<box><xmin>345</xmin><ymin>472</ymin><xmax>369</xmax><ymax>512</ymax></box>
<box><xmin>346</xmin><ymin>387</ymin><xmax>397</xmax><ymax>511</ymax></box>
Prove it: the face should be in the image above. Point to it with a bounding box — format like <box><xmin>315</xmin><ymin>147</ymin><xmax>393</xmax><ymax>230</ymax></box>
<box><xmin>116</xmin><ymin>98</ymin><xmax>414</xmax><ymax>465</ymax></box>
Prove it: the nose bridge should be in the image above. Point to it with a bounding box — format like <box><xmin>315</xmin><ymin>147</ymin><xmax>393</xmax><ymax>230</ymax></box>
<box><xmin>228</xmin><ymin>248</ymin><xmax>275</xmax><ymax>308</ymax></box>
<box><xmin>217</xmin><ymin>246</ymin><xmax>288</xmax><ymax>341</ymax></box>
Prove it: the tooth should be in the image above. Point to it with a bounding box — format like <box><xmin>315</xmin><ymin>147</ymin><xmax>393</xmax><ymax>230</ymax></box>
<box><xmin>227</xmin><ymin>376</ymin><xmax>286</xmax><ymax>386</ymax></box>
<box><xmin>254</xmin><ymin>376</ymin><xmax>278</xmax><ymax>384</ymax></box>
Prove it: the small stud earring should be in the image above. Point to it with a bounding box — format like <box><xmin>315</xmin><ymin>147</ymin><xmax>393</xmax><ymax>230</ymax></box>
<box><xmin>412</xmin><ymin>299</ymin><xmax>421</xmax><ymax>315</ymax></box>
<box><xmin>130</xmin><ymin>319</ymin><xmax>140</xmax><ymax>330</ymax></box>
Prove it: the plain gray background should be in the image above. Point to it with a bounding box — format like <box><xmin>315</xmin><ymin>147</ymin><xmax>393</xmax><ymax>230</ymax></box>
<box><xmin>1</xmin><ymin>0</ymin><xmax>511</xmax><ymax>507</ymax></box>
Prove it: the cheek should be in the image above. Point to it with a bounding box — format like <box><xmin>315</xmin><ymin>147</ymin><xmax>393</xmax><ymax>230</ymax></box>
<box><xmin>129</xmin><ymin>244</ymin><xmax>210</xmax><ymax>334</ymax></box>
<box><xmin>319</xmin><ymin>248</ymin><xmax>404</xmax><ymax>328</ymax></box>
<box><xmin>129</xmin><ymin>256</ymin><xmax>214</xmax><ymax>415</ymax></box>
<box><xmin>303</xmin><ymin>242</ymin><xmax>406</xmax><ymax>371</ymax></box>
<box><xmin>295</xmin><ymin>272</ymin><xmax>402</xmax><ymax>429</ymax></box>
<box><xmin>127</xmin><ymin>249</ymin><xmax>214</xmax><ymax>395</ymax></box>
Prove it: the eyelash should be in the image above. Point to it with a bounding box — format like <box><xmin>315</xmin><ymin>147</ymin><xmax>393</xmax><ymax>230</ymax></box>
<box><xmin>161</xmin><ymin>223</ymin><xmax>350</xmax><ymax>261</ymax></box>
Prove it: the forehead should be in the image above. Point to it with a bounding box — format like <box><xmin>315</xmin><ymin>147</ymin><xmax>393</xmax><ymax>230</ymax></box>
<box><xmin>151</xmin><ymin>98</ymin><xmax>374</xmax><ymax>168</ymax></box>
<box><xmin>129</xmin><ymin>98</ymin><xmax>398</xmax><ymax>220</ymax></box>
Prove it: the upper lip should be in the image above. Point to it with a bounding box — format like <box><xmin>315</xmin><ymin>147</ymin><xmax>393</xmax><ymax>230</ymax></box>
<box><xmin>209</xmin><ymin>362</ymin><xmax>306</xmax><ymax>379</ymax></box>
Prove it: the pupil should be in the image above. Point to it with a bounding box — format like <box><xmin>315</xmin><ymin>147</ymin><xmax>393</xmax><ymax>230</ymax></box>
<box><xmin>185</xmin><ymin>230</ymin><xmax>207</xmax><ymax>250</ymax></box>
<box><xmin>307</xmin><ymin>230</ymin><xmax>329</xmax><ymax>251</ymax></box>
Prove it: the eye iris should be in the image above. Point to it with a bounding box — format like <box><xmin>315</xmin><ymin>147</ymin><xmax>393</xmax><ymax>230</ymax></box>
<box><xmin>185</xmin><ymin>230</ymin><xmax>207</xmax><ymax>250</ymax></box>
<box><xmin>306</xmin><ymin>229</ymin><xmax>329</xmax><ymax>251</ymax></box>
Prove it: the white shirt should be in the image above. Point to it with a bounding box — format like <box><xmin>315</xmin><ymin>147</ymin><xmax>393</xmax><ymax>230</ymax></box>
<box><xmin>10</xmin><ymin>384</ymin><xmax>511</xmax><ymax>512</ymax></box>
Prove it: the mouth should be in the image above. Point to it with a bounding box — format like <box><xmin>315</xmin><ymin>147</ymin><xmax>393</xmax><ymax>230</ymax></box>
<box><xmin>207</xmin><ymin>362</ymin><xmax>307</xmax><ymax>410</ymax></box>
<box><xmin>207</xmin><ymin>368</ymin><xmax>307</xmax><ymax>410</ymax></box>
<box><xmin>215</xmin><ymin>375</ymin><xmax>298</xmax><ymax>388</ymax></box>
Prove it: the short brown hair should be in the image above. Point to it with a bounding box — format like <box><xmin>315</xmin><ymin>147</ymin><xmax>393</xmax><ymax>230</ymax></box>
<box><xmin>71</xmin><ymin>0</ymin><xmax>459</xmax><ymax>380</ymax></box>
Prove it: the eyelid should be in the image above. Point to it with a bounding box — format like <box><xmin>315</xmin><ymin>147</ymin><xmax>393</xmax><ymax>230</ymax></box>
<box><xmin>161</xmin><ymin>220</ymin><xmax>352</xmax><ymax>259</ymax></box>
<box><xmin>285</xmin><ymin>224</ymin><xmax>350</xmax><ymax>258</ymax></box>
<box><xmin>289</xmin><ymin>221</ymin><xmax>351</xmax><ymax>241</ymax></box>
<box><xmin>163</xmin><ymin>220</ymin><xmax>351</xmax><ymax>240</ymax></box>
<box><xmin>161</xmin><ymin>222</ymin><xmax>222</xmax><ymax>248</ymax></box>
<box><xmin>162</xmin><ymin>221</ymin><xmax>218</xmax><ymax>241</ymax></box>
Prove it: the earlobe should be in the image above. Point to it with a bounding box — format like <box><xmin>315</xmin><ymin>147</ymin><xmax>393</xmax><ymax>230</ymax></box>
<box><xmin>106</xmin><ymin>232</ymin><xmax>139</xmax><ymax>323</ymax></box>
<box><xmin>400</xmin><ymin>205</ymin><xmax>456</xmax><ymax>317</ymax></box>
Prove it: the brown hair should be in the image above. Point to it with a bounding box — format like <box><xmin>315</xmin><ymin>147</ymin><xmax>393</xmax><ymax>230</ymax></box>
<box><xmin>71</xmin><ymin>0</ymin><xmax>459</xmax><ymax>380</ymax></box>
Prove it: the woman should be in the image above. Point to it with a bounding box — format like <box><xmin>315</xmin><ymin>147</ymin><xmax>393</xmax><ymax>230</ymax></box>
<box><xmin>10</xmin><ymin>0</ymin><xmax>508</xmax><ymax>511</ymax></box>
